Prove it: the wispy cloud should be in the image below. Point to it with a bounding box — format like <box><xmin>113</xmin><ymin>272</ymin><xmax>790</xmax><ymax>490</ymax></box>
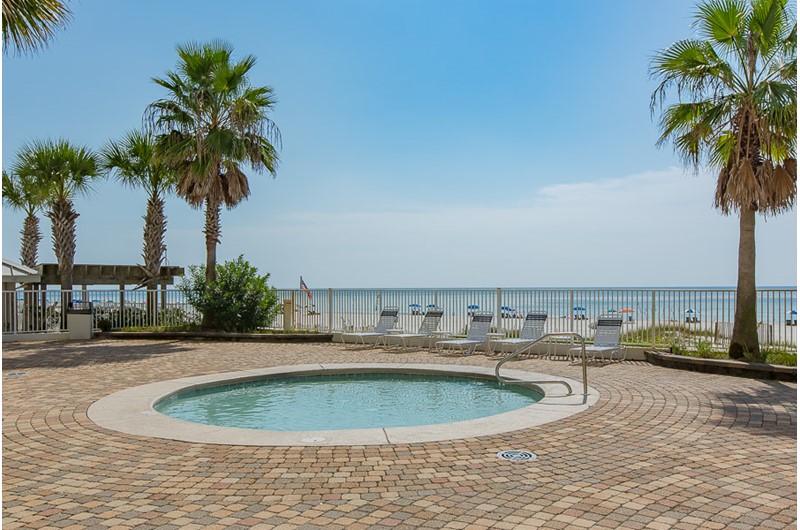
<box><xmin>224</xmin><ymin>168</ymin><xmax>796</xmax><ymax>287</ymax></box>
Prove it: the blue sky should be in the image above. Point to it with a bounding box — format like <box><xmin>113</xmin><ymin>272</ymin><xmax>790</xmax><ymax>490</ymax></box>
<box><xmin>2</xmin><ymin>0</ymin><xmax>796</xmax><ymax>288</ymax></box>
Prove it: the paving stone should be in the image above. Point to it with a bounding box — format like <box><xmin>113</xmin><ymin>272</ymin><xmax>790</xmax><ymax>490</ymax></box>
<box><xmin>2</xmin><ymin>340</ymin><xmax>796</xmax><ymax>528</ymax></box>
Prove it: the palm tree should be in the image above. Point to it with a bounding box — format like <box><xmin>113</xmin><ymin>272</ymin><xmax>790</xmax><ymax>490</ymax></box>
<box><xmin>147</xmin><ymin>40</ymin><xmax>281</xmax><ymax>326</ymax></box>
<box><xmin>2</xmin><ymin>168</ymin><xmax>47</xmax><ymax>268</ymax></box>
<box><xmin>2</xmin><ymin>0</ymin><xmax>71</xmax><ymax>55</ymax></box>
<box><xmin>13</xmin><ymin>139</ymin><xmax>100</xmax><ymax>292</ymax></box>
<box><xmin>3</xmin><ymin>167</ymin><xmax>48</xmax><ymax>331</ymax></box>
<box><xmin>651</xmin><ymin>0</ymin><xmax>796</xmax><ymax>359</ymax></box>
<box><xmin>101</xmin><ymin>130</ymin><xmax>176</xmax><ymax>291</ymax></box>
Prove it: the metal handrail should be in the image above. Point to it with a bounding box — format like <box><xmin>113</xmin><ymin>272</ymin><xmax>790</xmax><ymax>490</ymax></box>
<box><xmin>495</xmin><ymin>332</ymin><xmax>588</xmax><ymax>396</ymax></box>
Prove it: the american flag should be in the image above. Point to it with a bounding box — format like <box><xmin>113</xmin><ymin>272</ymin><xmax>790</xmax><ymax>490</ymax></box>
<box><xmin>300</xmin><ymin>276</ymin><xmax>312</xmax><ymax>300</ymax></box>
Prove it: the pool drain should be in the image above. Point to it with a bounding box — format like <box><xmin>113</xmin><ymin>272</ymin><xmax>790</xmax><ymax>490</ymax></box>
<box><xmin>497</xmin><ymin>450</ymin><xmax>537</xmax><ymax>462</ymax></box>
<box><xmin>5</xmin><ymin>372</ymin><xmax>26</xmax><ymax>377</ymax></box>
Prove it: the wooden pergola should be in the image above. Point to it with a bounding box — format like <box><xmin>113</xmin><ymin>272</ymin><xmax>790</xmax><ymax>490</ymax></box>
<box><xmin>37</xmin><ymin>264</ymin><xmax>185</xmax><ymax>290</ymax></box>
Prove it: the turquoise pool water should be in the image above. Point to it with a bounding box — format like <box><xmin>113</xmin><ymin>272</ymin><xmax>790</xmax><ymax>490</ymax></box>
<box><xmin>155</xmin><ymin>373</ymin><xmax>544</xmax><ymax>431</ymax></box>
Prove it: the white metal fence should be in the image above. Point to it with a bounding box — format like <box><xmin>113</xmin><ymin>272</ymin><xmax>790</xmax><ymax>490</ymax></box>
<box><xmin>1</xmin><ymin>289</ymin><xmax>199</xmax><ymax>335</ymax></box>
<box><xmin>2</xmin><ymin>287</ymin><xmax>796</xmax><ymax>353</ymax></box>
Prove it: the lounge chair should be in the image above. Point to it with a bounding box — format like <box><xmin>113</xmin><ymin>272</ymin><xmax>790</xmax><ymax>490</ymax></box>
<box><xmin>568</xmin><ymin>316</ymin><xmax>624</xmax><ymax>362</ymax></box>
<box><xmin>382</xmin><ymin>307</ymin><xmax>444</xmax><ymax>350</ymax></box>
<box><xmin>340</xmin><ymin>306</ymin><xmax>399</xmax><ymax>347</ymax></box>
<box><xmin>488</xmin><ymin>311</ymin><xmax>547</xmax><ymax>355</ymax></box>
<box><xmin>435</xmin><ymin>311</ymin><xmax>494</xmax><ymax>355</ymax></box>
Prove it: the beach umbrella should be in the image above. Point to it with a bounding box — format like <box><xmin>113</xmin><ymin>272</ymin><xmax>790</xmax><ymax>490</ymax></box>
<box><xmin>426</xmin><ymin>304</ymin><xmax>437</xmax><ymax>308</ymax></box>
<box><xmin>787</xmin><ymin>310</ymin><xmax>797</xmax><ymax>315</ymax></box>
<box><xmin>467</xmin><ymin>304</ymin><xmax>479</xmax><ymax>310</ymax></box>
<box><xmin>408</xmin><ymin>303</ymin><xmax>421</xmax><ymax>308</ymax></box>
<box><xmin>572</xmin><ymin>306</ymin><xmax>585</xmax><ymax>311</ymax></box>
<box><xmin>685</xmin><ymin>308</ymin><xmax>695</xmax><ymax>313</ymax></box>
<box><xmin>620</xmin><ymin>308</ymin><xmax>635</xmax><ymax>313</ymax></box>
<box><xmin>607</xmin><ymin>309</ymin><xmax>617</xmax><ymax>313</ymax></box>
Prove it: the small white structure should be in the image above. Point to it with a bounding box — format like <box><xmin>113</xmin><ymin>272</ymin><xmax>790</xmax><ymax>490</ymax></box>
<box><xmin>2</xmin><ymin>258</ymin><xmax>41</xmax><ymax>287</ymax></box>
<box><xmin>1</xmin><ymin>259</ymin><xmax>65</xmax><ymax>342</ymax></box>
<box><xmin>3</xmin><ymin>259</ymin><xmax>41</xmax><ymax>332</ymax></box>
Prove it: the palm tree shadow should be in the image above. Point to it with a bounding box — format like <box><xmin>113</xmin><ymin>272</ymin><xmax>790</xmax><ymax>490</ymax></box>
<box><xmin>2</xmin><ymin>340</ymin><xmax>193</xmax><ymax>370</ymax></box>
<box><xmin>705</xmin><ymin>379</ymin><xmax>797</xmax><ymax>438</ymax></box>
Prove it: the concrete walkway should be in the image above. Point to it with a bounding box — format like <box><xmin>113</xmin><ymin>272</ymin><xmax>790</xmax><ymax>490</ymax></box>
<box><xmin>3</xmin><ymin>339</ymin><xmax>796</xmax><ymax>529</ymax></box>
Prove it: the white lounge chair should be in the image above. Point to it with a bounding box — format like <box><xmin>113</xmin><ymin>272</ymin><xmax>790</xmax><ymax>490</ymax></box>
<box><xmin>435</xmin><ymin>311</ymin><xmax>494</xmax><ymax>355</ymax></box>
<box><xmin>340</xmin><ymin>306</ymin><xmax>399</xmax><ymax>347</ymax></box>
<box><xmin>569</xmin><ymin>316</ymin><xmax>625</xmax><ymax>362</ymax></box>
<box><xmin>489</xmin><ymin>311</ymin><xmax>547</xmax><ymax>355</ymax></box>
<box><xmin>382</xmin><ymin>307</ymin><xmax>444</xmax><ymax>350</ymax></box>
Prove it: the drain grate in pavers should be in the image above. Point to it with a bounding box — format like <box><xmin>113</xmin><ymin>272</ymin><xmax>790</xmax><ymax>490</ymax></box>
<box><xmin>5</xmin><ymin>372</ymin><xmax>27</xmax><ymax>377</ymax></box>
<box><xmin>497</xmin><ymin>450</ymin><xmax>537</xmax><ymax>462</ymax></box>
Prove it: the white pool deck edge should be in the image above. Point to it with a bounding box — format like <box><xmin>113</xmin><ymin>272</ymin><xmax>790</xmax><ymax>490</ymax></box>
<box><xmin>87</xmin><ymin>363</ymin><xmax>599</xmax><ymax>446</ymax></box>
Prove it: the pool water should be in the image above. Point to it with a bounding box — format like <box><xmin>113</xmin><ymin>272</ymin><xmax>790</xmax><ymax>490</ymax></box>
<box><xmin>155</xmin><ymin>373</ymin><xmax>544</xmax><ymax>431</ymax></box>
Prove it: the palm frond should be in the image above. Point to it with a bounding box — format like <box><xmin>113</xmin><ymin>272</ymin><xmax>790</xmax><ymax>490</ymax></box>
<box><xmin>693</xmin><ymin>0</ymin><xmax>748</xmax><ymax>49</ymax></box>
<box><xmin>2</xmin><ymin>0</ymin><xmax>71</xmax><ymax>55</ymax></box>
<box><xmin>749</xmin><ymin>0</ymin><xmax>790</xmax><ymax>55</ymax></box>
<box><xmin>649</xmin><ymin>39</ymin><xmax>740</xmax><ymax>112</ymax></box>
<box><xmin>102</xmin><ymin>129</ymin><xmax>176</xmax><ymax>195</ymax></box>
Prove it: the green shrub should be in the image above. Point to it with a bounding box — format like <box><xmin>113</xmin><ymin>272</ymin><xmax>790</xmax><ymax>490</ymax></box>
<box><xmin>764</xmin><ymin>349</ymin><xmax>798</xmax><ymax>367</ymax></box>
<box><xmin>157</xmin><ymin>306</ymin><xmax>196</xmax><ymax>327</ymax></box>
<box><xmin>695</xmin><ymin>340</ymin><xmax>714</xmax><ymax>358</ymax></box>
<box><xmin>179</xmin><ymin>256</ymin><xmax>279</xmax><ymax>332</ymax></box>
<box><xmin>742</xmin><ymin>348</ymin><xmax>767</xmax><ymax>364</ymax></box>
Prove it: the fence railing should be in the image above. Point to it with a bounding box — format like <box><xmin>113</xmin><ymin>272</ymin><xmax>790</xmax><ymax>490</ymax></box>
<box><xmin>2</xmin><ymin>287</ymin><xmax>796</xmax><ymax>353</ymax></box>
<box><xmin>1</xmin><ymin>289</ymin><xmax>199</xmax><ymax>335</ymax></box>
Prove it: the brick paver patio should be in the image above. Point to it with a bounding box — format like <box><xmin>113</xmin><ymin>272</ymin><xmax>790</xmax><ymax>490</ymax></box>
<box><xmin>3</xmin><ymin>339</ymin><xmax>796</xmax><ymax>529</ymax></box>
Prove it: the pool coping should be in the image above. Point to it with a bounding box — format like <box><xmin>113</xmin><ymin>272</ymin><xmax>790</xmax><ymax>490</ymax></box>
<box><xmin>87</xmin><ymin>363</ymin><xmax>599</xmax><ymax>446</ymax></box>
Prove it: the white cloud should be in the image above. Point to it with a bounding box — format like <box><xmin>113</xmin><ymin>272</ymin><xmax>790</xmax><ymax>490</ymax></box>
<box><xmin>225</xmin><ymin>167</ymin><xmax>797</xmax><ymax>287</ymax></box>
<box><xmin>4</xmin><ymin>167</ymin><xmax>795</xmax><ymax>289</ymax></box>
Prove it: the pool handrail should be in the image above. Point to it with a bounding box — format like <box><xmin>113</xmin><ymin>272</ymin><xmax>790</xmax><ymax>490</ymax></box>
<box><xmin>495</xmin><ymin>332</ymin><xmax>588</xmax><ymax>396</ymax></box>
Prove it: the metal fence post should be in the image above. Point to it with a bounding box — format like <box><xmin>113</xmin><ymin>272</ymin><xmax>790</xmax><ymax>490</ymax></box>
<box><xmin>496</xmin><ymin>288</ymin><xmax>502</xmax><ymax>333</ymax></box>
<box><xmin>328</xmin><ymin>288</ymin><xmax>333</xmax><ymax>332</ymax></box>
<box><xmin>651</xmin><ymin>290</ymin><xmax>657</xmax><ymax>349</ymax></box>
<box><xmin>291</xmin><ymin>291</ymin><xmax>296</xmax><ymax>330</ymax></box>
<box><xmin>119</xmin><ymin>285</ymin><xmax>125</xmax><ymax>329</ymax></box>
<box><xmin>569</xmin><ymin>290</ymin><xmax>574</xmax><ymax>333</ymax></box>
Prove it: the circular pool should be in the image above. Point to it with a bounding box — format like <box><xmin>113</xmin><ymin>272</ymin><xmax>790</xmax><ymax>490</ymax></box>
<box><xmin>154</xmin><ymin>372</ymin><xmax>544</xmax><ymax>431</ymax></box>
<box><xmin>88</xmin><ymin>364</ymin><xmax>599</xmax><ymax>446</ymax></box>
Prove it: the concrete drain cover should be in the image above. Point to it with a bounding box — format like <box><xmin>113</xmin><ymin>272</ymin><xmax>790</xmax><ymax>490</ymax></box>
<box><xmin>302</xmin><ymin>437</ymin><xmax>326</xmax><ymax>443</ymax></box>
<box><xmin>497</xmin><ymin>450</ymin><xmax>537</xmax><ymax>462</ymax></box>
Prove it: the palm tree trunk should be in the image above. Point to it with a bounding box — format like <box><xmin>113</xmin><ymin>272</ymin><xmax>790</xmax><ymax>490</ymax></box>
<box><xmin>204</xmin><ymin>197</ymin><xmax>221</xmax><ymax>284</ymax></box>
<box><xmin>20</xmin><ymin>213</ymin><xmax>42</xmax><ymax>268</ymax></box>
<box><xmin>201</xmin><ymin>197</ymin><xmax>222</xmax><ymax>328</ymax></box>
<box><xmin>729</xmin><ymin>205</ymin><xmax>759</xmax><ymax>359</ymax></box>
<box><xmin>143</xmin><ymin>193</ymin><xmax>166</xmax><ymax>326</ymax></box>
<box><xmin>46</xmin><ymin>198</ymin><xmax>78</xmax><ymax>329</ymax></box>
<box><xmin>20</xmin><ymin>213</ymin><xmax>42</xmax><ymax>331</ymax></box>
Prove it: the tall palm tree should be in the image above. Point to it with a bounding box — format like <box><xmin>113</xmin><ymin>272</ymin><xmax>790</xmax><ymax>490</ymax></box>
<box><xmin>2</xmin><ymin>0</ymin><xmax>71</xmax><ymax>55</ymax></box>
<box><xmin>13</xmin><ymin>139</ymin><xmax>101</xmax><ymax>292</ymax></box>
<box><xmin>651</xmin><ymin>0</ymin><xmax>796</xmax><ymax>359</ymax></box>
<box><xmin>2</xmin><ymin>168</ymin><xmax>47</xmax><ymax>268</ymax></box>
<box><xmin>147</xmin><ymin>40</ymin><xmax>281</xmax><ymax>326</ymax></box>
<box><xmin>101</xmin><ymin>130</ymin><xmax>176</xmax><ymax>292</ymax></box>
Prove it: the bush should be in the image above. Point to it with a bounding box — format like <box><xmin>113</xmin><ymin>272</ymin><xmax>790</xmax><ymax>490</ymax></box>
<box><xmin>179</xmin><ymin>256</ymin><xmax>279</xmax><ymax>332</ymax></box>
